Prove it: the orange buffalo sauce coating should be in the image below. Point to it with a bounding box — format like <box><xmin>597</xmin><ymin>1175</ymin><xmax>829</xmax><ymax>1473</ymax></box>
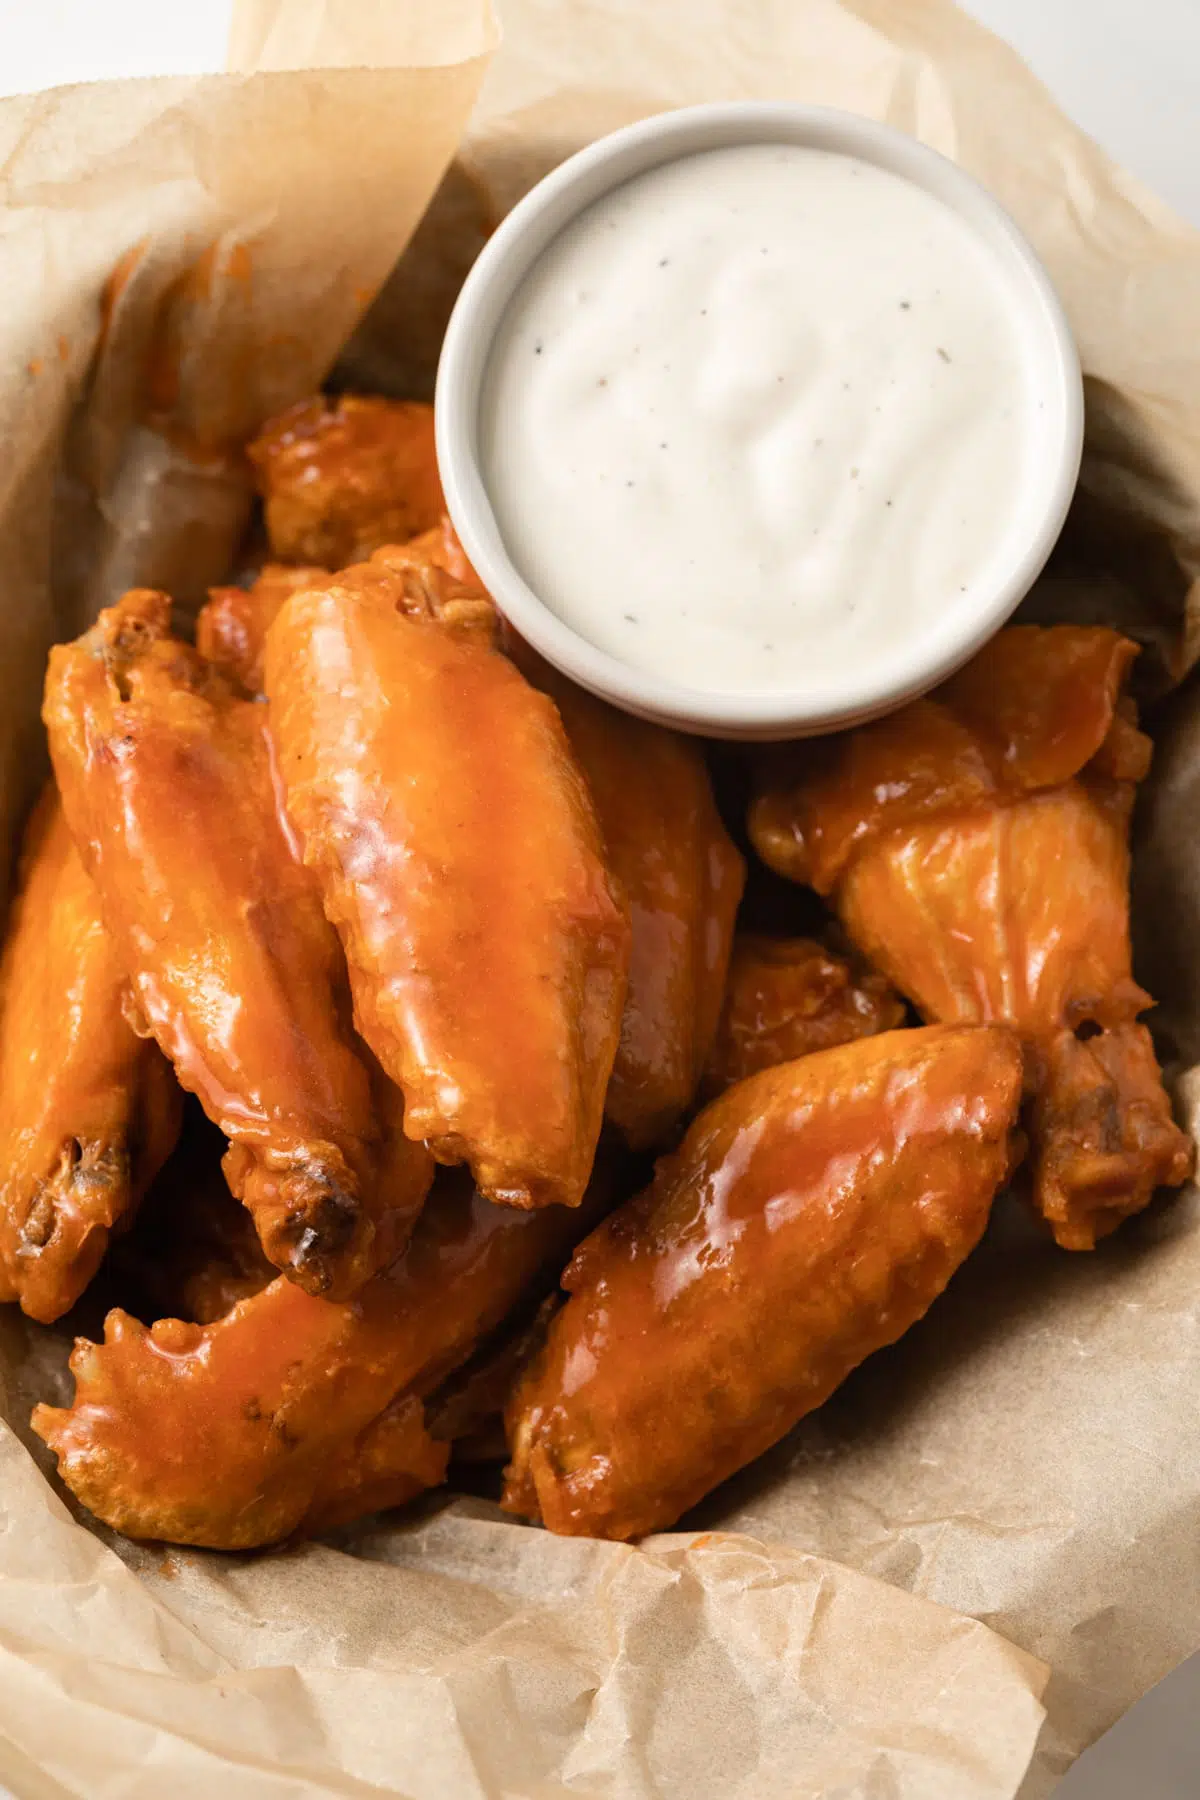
<box><xmin>750</xmin><ymin>626</ymin><xmax>1148</xmax><ymax>893</ymax></box>
<box><xmin>247</xmin><ymin>394</ymin><xmax>444</xmax><ymax>567</ymax></box>
<box><xmin>264</xmin><ymin>565</ymin><xmax>629</xmax><ymax>1210</ymax></box>
<box><xmin>43</xmin><ymin>589</ymin><xmax>430</xmax><ymax>1297</ymax></box>
<box><xmin>511</xmin><ymin>644</ymin><xmax>745</xmax><ymax>1149</ymax></box>
<box><xmin>197</xmin><ymin>523</ymin><xmax>488</xmax><ymax>698</ymax></box>
<box><xmin>0</xmin><ymin>786</ymin><xmax>180</xmax><ymax>1322</ymax></box>
<box><xmin>748</xmin><ymin>625</ymin><xmax>1192</xmax><ymax>1251</ymax></box>
<box><xmin>198</xmin><ymin>564</ymin><xmax>328</xmax><ymax>695</ymax></box>
<box><xmin>702</xmin><ymin>934</ymin><xmax>905</xmax><ymax>1097</ymax></box>
<box><xmin>838</xmin><ymin>786</ymin><xmax>1193</xmax><ymax>1248</ymax></box>
<box><xmin>34</xmin><ymin>1166</ymin><xmax>616</xmax><ymax>1549</ymax></box>
<box><xmin>504</xmin><ymin>1023</ymin><xmax>1022</xmax><ymax>1541</ymax></box>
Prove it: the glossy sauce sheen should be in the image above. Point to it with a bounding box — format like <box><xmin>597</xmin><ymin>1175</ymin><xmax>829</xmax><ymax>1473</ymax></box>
<box><xmin>34</xmin><ymin>1167</ymin><xmax>616</xmax><ymax>1548</ymax></box>
<box><xmin>503</xmin><ymin>1024</ymin><xmax>1022</xmax><ymax>1541</ymax></box>
<box><xmin>42</xmin><ymin>590</ymin><xmax>402</xmax><ymax>1300</ymax></box>
<box><xmin>748</xmin><ymin>623</ymin><xmax>1194</xmax><ymax>1251</ymax></box>
<box><xmin>481</xmin><ymin>144</ymin><xmax>1037</xmax><ymax>696</ymax></box>
<box><xmin>263</xmin><ymin>573</ymin><xmax>630</xmax><ymax>1211</ymax></box>
<box><xmin>511</xmin><ymin>642</ymin><xmax>746</xmax><ymax>1149</ymax></box>
<box><xmin>0</xmin><ymin>787</ymin><xmax>180</xmax><ymax>1323</ymax></box>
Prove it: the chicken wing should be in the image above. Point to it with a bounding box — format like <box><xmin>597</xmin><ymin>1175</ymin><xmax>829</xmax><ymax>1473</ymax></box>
<box><xmin>43</xmin><ymin>589</ymin><xmax>432</xmax><ymax>1297</ymax></box>
<box><xmin>370</xmin><ymin>514</ymin><xmax>480</xmax><ymax>586</ymax></box>
<box><xmin>368</xmin><ymin>536</ymin><xmax>497</xmax><ymax>649</ymax></box>
<box><xmin>108</xmin><ymin>1106</ymin><xmax>276</xmax><ymax>1327</ymax></box>
<box><xmin>511</xmin><ymin>647</ymin><xmax>745</xmax><ymax>1147</ymax></box>
<box><xmin>749</xmin><ymin>625</ymin><xmax>1151</xmax><ymax>892</ymax></box>
<box><xmin>247</xmin><ymin>394</ymin><xmax>444</xmax><ymax>567</ymax></box>
<box><xmin>198</xmin><ymin>564</ymin><xmax>327</xmax><ymax>696</ymax></box>
<box><xmin>33</xmin><ymin>1163</ymin><xmax>619</xmax><ymax>1548</ymax></box>
<box><xmin>702</xmin><ymin>934</ymin><xmax>906</xmax><ymax>1097</ymax></box>
<box><xmin>749</xmin><ymin>626</ymin><xmax>1193</xmax><ymax>1249</ymax></box>
<box><xmin>504</xmin><ymin>1023</ymin><xmax>1022</xmax><ymax>1541</ymax></box>
<box><xmin>0</xmin><ymin>785</ymin><xmax>181</xmax><ymax>1322</ymax></box>
<box><xmin>264</xmin><ymin>564</ymin><xmax>629</xmax><ymax>1210</ymax></box>
<box><xmin>197</xmin><ymin>528</ymin><xmax>493</xmax><ymax>701</ymax></box>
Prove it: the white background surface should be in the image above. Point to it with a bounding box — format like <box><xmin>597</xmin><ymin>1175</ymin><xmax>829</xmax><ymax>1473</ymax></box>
<box><xmin>0</xmin><ymin>1</ymin><xmax>1196</xmax><ymax>1793</ymax></box>
<box><xmin>0</xmin><ymin>0</ymin><xmax>1197</xmax><ymax>226</ymax></box>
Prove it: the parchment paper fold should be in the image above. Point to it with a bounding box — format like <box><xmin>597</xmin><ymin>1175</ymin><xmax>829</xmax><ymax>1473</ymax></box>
<box><xmin>2</xmin><ymin>2</ymin><xmax>1199</xmax><ymax>1795</ymax></box>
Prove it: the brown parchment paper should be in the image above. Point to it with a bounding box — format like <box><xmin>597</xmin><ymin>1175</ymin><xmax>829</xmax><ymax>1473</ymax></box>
<box><xmin>2</xmin><ymin>1</ymin><xmax>1200</xmax><ymax>1795</ymax></box>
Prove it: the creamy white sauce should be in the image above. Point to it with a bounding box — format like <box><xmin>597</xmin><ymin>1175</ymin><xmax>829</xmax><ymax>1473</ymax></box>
<box><xmin>479</xmin><ymin>142</ymin><xmax>1042</xmax><ymax>697</ymax></box>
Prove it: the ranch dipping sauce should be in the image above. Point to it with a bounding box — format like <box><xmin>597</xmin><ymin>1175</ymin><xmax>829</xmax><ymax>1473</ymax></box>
<box><xmin>478</xmin><ymin>142</ymin><xmax>1043</xmax><ymax>698</ymax></box>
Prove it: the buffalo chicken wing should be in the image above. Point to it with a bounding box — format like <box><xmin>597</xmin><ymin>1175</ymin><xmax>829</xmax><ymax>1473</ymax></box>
<box><xmin>43</xmin><ymin>589</ymin><xmax>431</xmax><ymax>1297</ymax></box>
<box><xmin>504</xmin><ymin>1024</ymin><xmax>1022</xmax><ymax>1540</ymax></box>
<box><xmin>512</xmin><ymin>647</ymin><xmax>745</xmax><ymax>1147</ymax></box>
<box><xmin>264</xmin><ymin>564</ymin><xmax>630</xmax><ymax>1210</ymax></box>
<box><xmin>34</xmin><ymin>1165</ymin><xmax>617</xmax><ymax>1547</ymax></box>
<box><xmin>750</xmin><ymin>626</ymin><xmax>1193</xmax><ymax>1248</ymax></box>
<box><xmin>0</xmin><ymin>786</ymin><xmax>180</xmax><ymax>1322</ymax></box>
<box><xmin>702</xmin><ymin>934</ymin><xmax>906</xmax><ymax>1097</ymax></box>
<box><xmin>247</xmin><ymin>395</ymin><xmax>444</xmax><ymax>567</ymax></box>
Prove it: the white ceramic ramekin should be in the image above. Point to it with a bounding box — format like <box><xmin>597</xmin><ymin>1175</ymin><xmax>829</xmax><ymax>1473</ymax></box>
<box><xmin>435</xmin><ymin>102</ymin><xmax>1084</xmax><ymax>739</ymax></box>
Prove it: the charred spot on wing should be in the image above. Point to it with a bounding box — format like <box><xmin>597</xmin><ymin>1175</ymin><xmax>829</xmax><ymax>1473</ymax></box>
<box><xmin>18</xmin><ymin>1139</ymin><xmax>128</xmax><ymax>1255</ymax></box>
<box><xmin>276</xmin><ymin>1178</ymin><xmax>363</xmax><ymax>1288</ymax></box>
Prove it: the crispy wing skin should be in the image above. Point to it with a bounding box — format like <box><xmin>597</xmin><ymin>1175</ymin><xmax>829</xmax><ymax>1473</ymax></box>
<box><xmin>43</xmin><ymin>589</ymin><xmax>431</xmax><ymax>1297</ymax></box>
<box><xmin>197</xmin><ymin>530</ymin><xmax>494</xmax><ymax>700</ymax></box>
<box><xmin>369</xmin><ymin>538</ymin><xmax>498</xmax><ymax>650</ymax></box>
<box><xmin>247</xmin><ymin>395</ymin><xmax>443</xmax><ymax>567</ymax></box>
<box><xmin>504</xmin><ymin>1024</ymin><xmax>1022</xmax><ymax>1541</ymax></box>
<box><xmin>839</xmin><ymin>793</ymin><xmax>1193</xmax><ymax>1248</ymax></box>
<box><xmin>750</xmin><ymin>626</ymin><xmax>1192</xmax><ymax>1250</ymax></box>
<box><xmin>303</xmin><ymin>1394</ymin><xmax>449</xmax><ymax>1532</ymax></box>
<box><xmin>837</xmin><ymin>785</ymin><xmax>1147</xmax><ymax>1032</ymax></box>
<box><xmin>750</xmin><ymin>626</ymin><xmax>1145</xmax><ymax>891</ymax></box>
<box><xmin>513</xmin><ymin>650</ymin><xmax>745</xmax><ymax>1147</ymax></box>
<box><xmin>0</xmin><ymin>786</ymin><xmax>181</xmax><ymax>1322</ymax></box>
<box><xmin>264</xmin><ymin>566</ymin><xmax>630</xmax><ymax>1210</ymax></box>
<box><xmin>198</xmin><ymin>565</ymin><xmax>327</xmax><ymax>696</ymax></box>
<box><xmin>702</xmin><ymin>934</ymin><xmax>906</xmax><ymax>1097</ymax></box>
<box><xmin>33</xmin><ymin>1165</ymin><xmax>617</xmax><ymax>1548</ymax></box>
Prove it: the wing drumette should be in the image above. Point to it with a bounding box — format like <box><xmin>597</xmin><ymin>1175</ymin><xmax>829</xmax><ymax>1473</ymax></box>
<box><xmin>749</xmin><ymin>626</ymin><xmax>1193</xmax><ymax>1249</ymax></box>
<box><xmin>0</xmin><ymin>785</ymin><xmax>180</xmax><ymax>1322</ymax></box>
<box><xmin>702</xmin><ymin>934</ymin><xmax>906</xmax><ymax>1097</ymax></box>
<box><xmin>511</xmin><ymin>648</ymin><xmax>745</xmax><ymax>1148</ymax></box>
<box><xmin>43</xmin><ymin>589</ymin><xmax>431</xmax><ymax>1297</ymax></box>
<box><xmin>198</xmin><ymin>564</ymin><xmax>327</xmax><ymax>696</ymax></box>
<box><xmin>264</xmin><ymin>562</ymin><xmax>629</xmax><ymax>1210</ymax></box>
<box><xmin>504</xmin><ymin>1024</ymin><xmax>1022</xmax><ymax>1541</ymax></box>
<box><xmin>247</xmin><ymin>394</ymin><xmax>444</xmax><ymax>566</ymax></box>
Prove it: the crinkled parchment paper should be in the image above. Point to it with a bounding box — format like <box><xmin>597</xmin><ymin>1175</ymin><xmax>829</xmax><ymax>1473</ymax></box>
<box><xmin>3</xmin><ymin>1</ymin><xmax>1200</xmax><ymax>1795</ymax></box>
